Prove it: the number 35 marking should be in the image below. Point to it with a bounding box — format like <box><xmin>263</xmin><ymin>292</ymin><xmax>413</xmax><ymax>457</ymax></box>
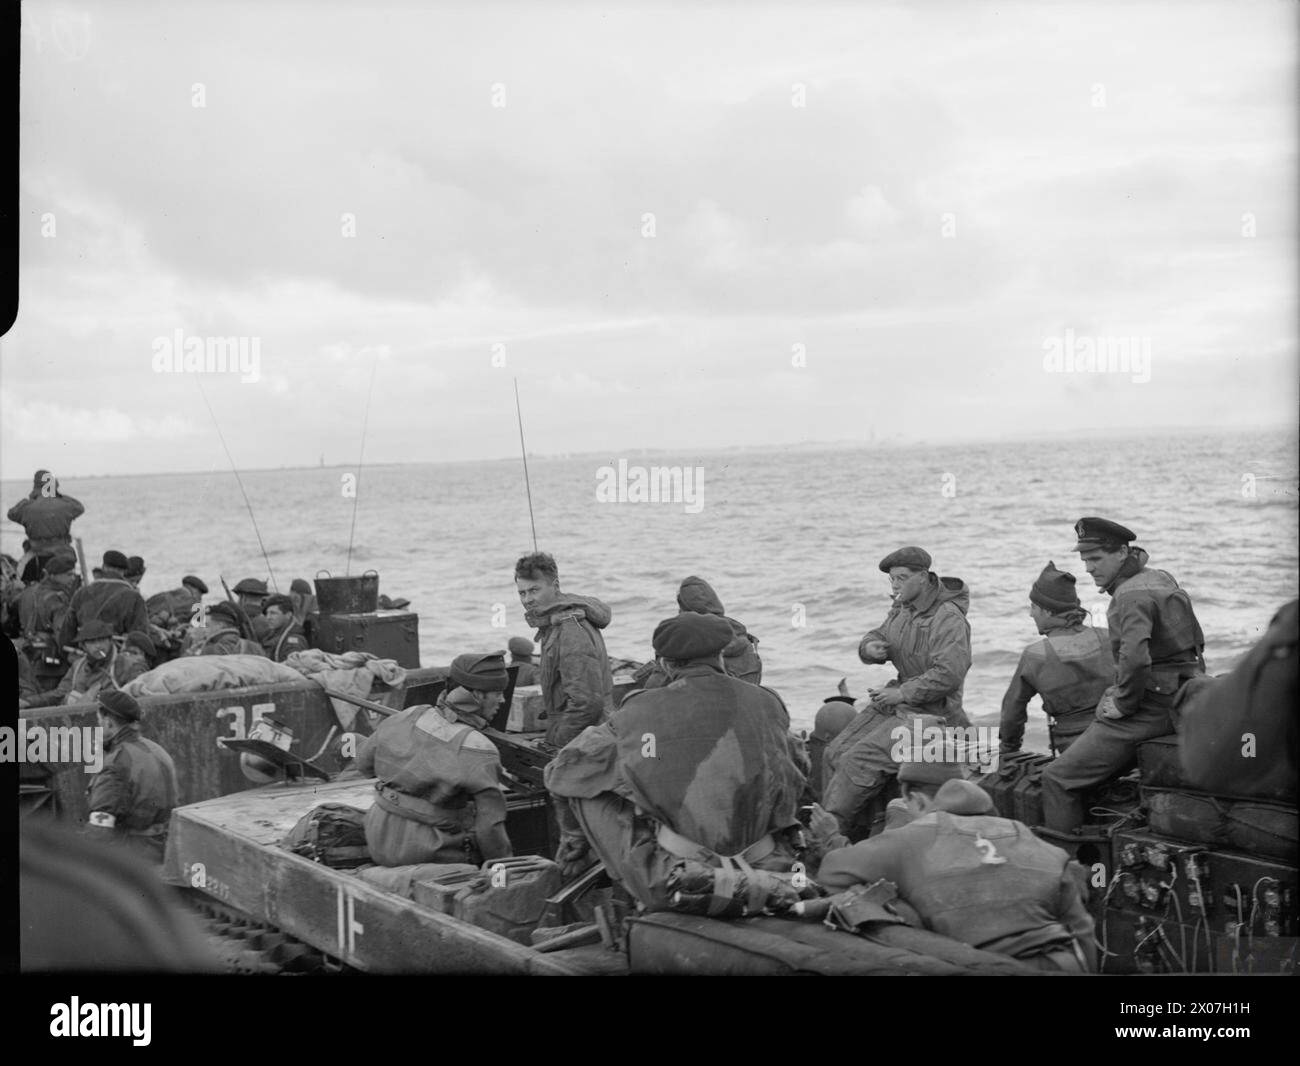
<box><xmin>215</xmin><ymin>703</ymin><xmax>275</xmax><ymax>748</ymax></box>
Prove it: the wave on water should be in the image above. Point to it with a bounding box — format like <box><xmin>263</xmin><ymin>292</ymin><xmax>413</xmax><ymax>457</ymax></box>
<box><xmin>5</xmin><ymin>427</ymin><xmax>1295</xmax><ymax>721</ymax></box>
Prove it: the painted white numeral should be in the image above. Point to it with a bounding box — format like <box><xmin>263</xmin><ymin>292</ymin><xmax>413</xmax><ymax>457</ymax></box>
<box><xmin>336</xmin><ymin>885</ymin><xmax>364</xmax><ymax>956</ymax></box>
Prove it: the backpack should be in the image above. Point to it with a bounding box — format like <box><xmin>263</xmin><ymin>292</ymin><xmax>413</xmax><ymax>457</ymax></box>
<box><xmin>280</xmin><ymin>803</ymin><xmax>371</xmax><ymax>868</ymax></box>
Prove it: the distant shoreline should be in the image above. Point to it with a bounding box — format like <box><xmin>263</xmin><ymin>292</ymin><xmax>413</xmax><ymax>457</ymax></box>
<box><xmin>1</xmin><ymin>423</ymin><xmax>1293</xmax><ymax>485</ymax></box>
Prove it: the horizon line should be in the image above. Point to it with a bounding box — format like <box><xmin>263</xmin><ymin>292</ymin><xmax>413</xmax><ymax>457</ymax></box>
<box><xmin>1</xmin><ymin>421</ymin><xmax>1294</xmax><ymax>484</ymax></box>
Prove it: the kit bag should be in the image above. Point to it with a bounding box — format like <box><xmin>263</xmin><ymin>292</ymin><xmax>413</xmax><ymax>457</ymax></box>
<box><xmin>280</xmin><ymin>803</ymin><xmax>371</xmax><ymax>868</ymax></box>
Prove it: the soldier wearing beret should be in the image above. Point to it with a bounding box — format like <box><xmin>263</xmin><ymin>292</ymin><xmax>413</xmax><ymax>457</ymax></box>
<box><xmin>507</xmin><ymin>635</ymin><xmax>540</xmax><ymax>686</ymax></box>
<box><xmin>822</xmin><ymin>547</ymin><xmax>972</xmax><ymax>840</ymax></box>
<box><xmin>182</xmin><ymin>601</ymin><xmax>265</xmax><ymax>657</ymax></box>
<box><xmin>999</xmin><ymin>562</ymin><xmax>1115</xmax><ymax>756</ymax></box>
<box><xmin>146</xmin><ymin>575</ymin><xmax>208</xmax><ymax>660</ymax></box>
<box><xmin>232</xmin><ymin>577</ymin><xmax>271</xmax><ymax>640</ymax></box>
<box><xmin>544</xmin><ymin>613</ymin><xmax>805</xmax><ymax>900</ymax></box>
<box><xmin>124</xmin><ymin>555</ymin><xmax>146</xmax><ymax>588</ymax></box>
<box><xmin>1042</xmin><ymin>518</ymin><xmax>1206</xmax><ymax>833</ymax></box>
<box><xmin>259</xmin><ymin>593</ymin><xmax>309</xmax><ymax>662</ymax></box>
<box><xmin>16</xmin><ymin>547</ymin><xmax>81</xmax><ymax>691</ymax></box>
<box><xmin>85</xmin><ymin>690</ymin><xmax>179</xmax><ymax>864</ymax></box>
<box><xmin>356</xmin><ymin>652</ymin><xmax>513</xmax><ymax>866</ymax></box>
<box><xmin>59</xmin><ymin>549</ymin><xmax>149</xmax><ymax>650</ymax></box>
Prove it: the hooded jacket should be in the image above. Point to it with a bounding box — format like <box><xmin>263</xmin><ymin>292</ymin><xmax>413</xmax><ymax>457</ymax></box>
<box><xmin>859</xmin><ymin>573</ymin><xmax>972</xmax><ymax>724</ymax></box>
<box><xmin>526</xmin><ymin>593</ymin><xmax>615</xmax><ymax>748</ymax></box>
<box><xmin>1102</xmin><ymin>548</ymin><xmax>1205</xmax><ymax>716</ymax></box>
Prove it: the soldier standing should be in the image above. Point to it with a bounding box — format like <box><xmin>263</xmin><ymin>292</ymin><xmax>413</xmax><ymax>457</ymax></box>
<box><xmin>6</xmin><ymin>469</ymin><xmax>85</xmax><ymax>582</ymax></box>
<box><xmin>1041</xmin><ymin>518</ymin><xmax>1206</xmax><ymax>834</ymax></box>
<box><xmin>999</xmin><ymin>562</ymin><xmax>1115</xmax><ymax>756</ymax></box>
<box><xmin>84</xmin><ymin>690</ymin><xmax>180</xmax><ymax>864</ymax></box>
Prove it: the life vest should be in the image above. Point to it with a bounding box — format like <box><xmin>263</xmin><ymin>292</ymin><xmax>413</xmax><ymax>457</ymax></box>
<box><xmin>1035</xmin><ymin>627</ymin><xmax>1114</xmax><ymax>720</ymax></box>
<box><xmin>367</xmin><ymin>704</ymin><xmax>502</xmax><ymax>821</ymax></box>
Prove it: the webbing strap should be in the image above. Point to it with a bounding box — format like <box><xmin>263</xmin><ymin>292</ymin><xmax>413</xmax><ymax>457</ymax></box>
<box><xmin>708</xmin><ymin>858</ymin><xmax>738</xmax><ymax>917</ymax></box>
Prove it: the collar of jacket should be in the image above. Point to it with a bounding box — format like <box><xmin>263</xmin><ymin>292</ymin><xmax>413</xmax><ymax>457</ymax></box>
<box><xmin>1038</xmin><ymin>613</ymin><xmax>1086</xmax><ymax>634</ymax></box>
<box><xmin>525</xmin><ymin>603</ymin><xmax>585</xmax><ymax>629</ymax></box>
<box><xmin>102</xmin><ymin>720</ymin><xmax>140</xmax><ymax>750</ymax></box>
<box><xmin>436</xmin><ymin>691</ymin><xmax>489</xmax><ymax>732</ymax></box>
<box><xmin>663</xmin><ymin>661</ymin><xmax>726</xmax><ymax>681</ymax></box>
<box><xmin>1102</xmin><ymin>546</ymin><xmax>1148</xmax><ymax>596</ymax></box>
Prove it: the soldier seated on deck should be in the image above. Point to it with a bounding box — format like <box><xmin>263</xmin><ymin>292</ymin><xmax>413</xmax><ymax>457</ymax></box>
<box><xmin>999</xmin><ymin>562</ymin><xmax>1115</xmax><ymax>757</ymax></box>
<box><xmin>544</xmin><ymin>613</ymin><xmax>805</xmax><ymax>909</ymax></box>
<box><xmin>355</xmin><ymin>652</ymin><xmax>514</xmax><ymax>867</ymax></box>
<box><xmin>817</xmin><ymin>762</ymin><xmax>1096</xmax><ymax>972</ymax></box>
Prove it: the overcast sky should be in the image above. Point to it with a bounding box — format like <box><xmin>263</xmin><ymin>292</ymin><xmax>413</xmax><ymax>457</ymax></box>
<box><xmin>3</xmin><ymin>1</ymin><xmax>1296</xmax><ymax>479</ymax></box>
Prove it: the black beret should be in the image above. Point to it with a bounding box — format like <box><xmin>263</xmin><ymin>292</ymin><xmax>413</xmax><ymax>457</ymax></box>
<box><xmin>450</xmin><ymin>651</ymin><xmax>510</xmax><ymax>691</ymax></box>
<box><xmin>207</xmin><ymin>601</ymin><xmax>240</xmax><ymax>624</ymax></box>
<box><xmin>1073</xmin><ymin>517</ymin><xmax>1135</xmax><ymax>551</ymax></box>
<box><xmin>508</xmin><ymin>636</ymin><xmax>534</xmax><ymax>658</ymax></box>
<box><xmin>289</xmin><ymin>578</ymin><xmax>312</xmax><ymax>595</ymax></box>
<box><xmin>233</xmin><ymin>578</ymin><xmax>269</xmax><ymax>596</ymax></box>
<box><xmin>126</xmin><ymin>555</ymin><xmax>146</xmax><ymax>577</ymax></box>
<box><xmin>182</xmin><ymin>575</ymin><xmax>209</xmax><ymax>595</ymax></box>
<box><xmin>97</xmin><ymin>689</ymin><xmax>142</xmax><ymax>722</ymax></box>
<box><xmin>44</xmin><ymin>550</ymin><xmax>78</xmax><ymax>575</ymax></box>
<box><xmin>878</xmin><ymin>546</ymin><xmax>932</xmax><ymax>574</ymax></box>
<box><xmin>76</xmin><ymin>619</ymin><xmax>115</xmax><ymax>643</ymax></box>
<box><xmin>652</xmin><ymin>613</ymin><xmax>734</xmax><ymax>660</ymax></box>
<box><xmin>102</xmin><ymin>550</ymin><xmax>129</xmax><ymax>571</ymax></box>
<box><xmin>1030</xmin><ymin>561</ymin><xmax>1081</xmax><ymax>614</ymax></box>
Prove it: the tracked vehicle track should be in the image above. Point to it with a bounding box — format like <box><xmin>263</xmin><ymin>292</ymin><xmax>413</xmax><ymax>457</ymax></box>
<box><xmin>182</xmin><ymin>890</ymin><xmax>358</xmax><ymax>975</ymax></box>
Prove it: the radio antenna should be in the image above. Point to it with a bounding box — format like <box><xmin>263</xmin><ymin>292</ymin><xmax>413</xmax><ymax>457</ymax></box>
<box><xmin>346</xmin><ymin>354</ymin><xmax>379</xmax><ymax>576</ymax></box>
<box><xmin>198</xmin><ymin>381</ymin><xmax>278</xmax><ymax>591</ymax></box>
<box><xmin>514</xmin><ymin>377</ymin><xmax>538</xmax><ymax>552</ymax></box>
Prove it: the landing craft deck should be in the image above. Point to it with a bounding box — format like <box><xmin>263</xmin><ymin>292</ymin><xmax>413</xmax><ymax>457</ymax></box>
<box><xmin>162</xmin><ymin>778</ymin><xmax>586</xmax><ymax>975</ymax></box>
<box><xmin>164</xmin><ymin>777</ymin><xmax>1043</xmax><ymax>975</ymax></box>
